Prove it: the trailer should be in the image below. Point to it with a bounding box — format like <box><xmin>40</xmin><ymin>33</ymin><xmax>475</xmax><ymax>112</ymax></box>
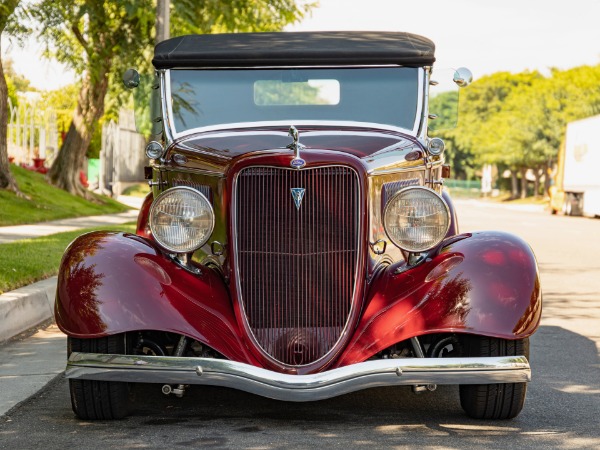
<box><xmin>550</xmin><ymin>115</ymin><xmax>600</xmax><ymax>217</ymax></box>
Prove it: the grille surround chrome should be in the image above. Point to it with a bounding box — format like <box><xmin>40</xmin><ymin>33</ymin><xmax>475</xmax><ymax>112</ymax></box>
<box><xmin>232</xmin><ymin>165</ymin><xmax>362</xmax><ymax>369</ymax></box>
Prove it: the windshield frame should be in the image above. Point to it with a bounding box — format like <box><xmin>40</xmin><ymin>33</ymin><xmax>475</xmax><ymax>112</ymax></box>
<box><xmin>161</xmin><ymin>66</ymin><xmax>425</xmax><ymax>142</ymax></box>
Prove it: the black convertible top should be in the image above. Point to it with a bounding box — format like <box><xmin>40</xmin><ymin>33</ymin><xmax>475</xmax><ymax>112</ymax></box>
<box><xmin>152</xmin><ymin>31</ymin><xmax>435</xmax><ymax>69</ymax></box>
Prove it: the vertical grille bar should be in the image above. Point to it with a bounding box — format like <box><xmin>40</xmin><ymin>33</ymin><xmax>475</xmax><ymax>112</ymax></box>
<box><xmin>236</xmin><ymin>166</ymin><xmax>359</xmax><ymax>367</ymax></box>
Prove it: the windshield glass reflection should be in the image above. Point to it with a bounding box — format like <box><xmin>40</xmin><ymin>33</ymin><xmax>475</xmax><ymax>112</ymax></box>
<box><xmin>169</xmin><ymin>67</ymin><xmax>419</xmax><ymax>132</ymax></box>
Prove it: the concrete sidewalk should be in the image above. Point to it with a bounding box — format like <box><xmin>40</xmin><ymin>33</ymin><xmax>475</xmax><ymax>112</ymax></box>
<box><xmin>0</xmin><ymin>196</ymin><xmax>145</xmax><ymax>417</ymax></box>
<box><xmin>0</xmin><ymin>195</ymin><xmax>144</xmax><ymax>244</ymax></box>
<box><xmin>0</xmin><ymin>210</ymin><xmax>139</xmax><ymax>244</ymax></box>
<box><xmin>0</xmin><ymin>323</ymin><xmax>66</xmax><ymax>417</ymax></box>
<box><xmin>0</xmin><ymin>290</ymin><xmax>55</xmax><ymax>417</ymax></box>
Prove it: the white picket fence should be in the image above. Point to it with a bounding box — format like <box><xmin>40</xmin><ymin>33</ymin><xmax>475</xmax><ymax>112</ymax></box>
<box><xmin>8</xmin><ymin>100</ymin><xmax>145</xmax><ymax>195</ymax></box>
<box><xmin>7</xmin><ymin>98</ymin><xmax>59</xmax><ymax>165</ymax></box>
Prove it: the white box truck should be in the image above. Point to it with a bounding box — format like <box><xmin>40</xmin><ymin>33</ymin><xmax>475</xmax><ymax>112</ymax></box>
<box><xmin>550</xmin><ymin>114</ymin><xmax>600</xmax><ymax>217</ymax></box>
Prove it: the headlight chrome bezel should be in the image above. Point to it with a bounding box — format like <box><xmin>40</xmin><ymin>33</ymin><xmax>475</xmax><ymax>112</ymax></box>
<box><xmin>427</xmin><ymin>137</ymin><xmax>445</xmax><ymax>156</ymax></box>
<box><xmin>383</xmin><ymin>186</ymin><xmax>451</xmax><ymax>253</ymax></box>
<box><xmin>149</xmin><ymin>186</ymin><xmax>215</xmax><ymax>254</ymax></box>
<box><xmin>145</xmin><ymin>141</ymin><xmax>165</xmax><ymax>160</ymax></box>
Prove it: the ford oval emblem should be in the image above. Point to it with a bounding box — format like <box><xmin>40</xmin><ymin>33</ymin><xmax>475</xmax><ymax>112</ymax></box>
<box><xmin>290</xmin><ymin>158</ymin><xmax>306</xmax><ymax>169</ymax></box>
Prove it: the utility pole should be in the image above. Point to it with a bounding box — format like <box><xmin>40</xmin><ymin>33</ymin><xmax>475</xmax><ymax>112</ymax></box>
<box><xmin>156</xmin><ymin>0</ymin><xmax>170</xmax><ymax>44</ymax></box>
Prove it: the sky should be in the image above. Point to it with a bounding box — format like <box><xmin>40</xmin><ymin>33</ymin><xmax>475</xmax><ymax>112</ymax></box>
<box><xmin>2</xmin><ymin>0</ymin><xmax>600</xmax><ymax>91</ymax></box>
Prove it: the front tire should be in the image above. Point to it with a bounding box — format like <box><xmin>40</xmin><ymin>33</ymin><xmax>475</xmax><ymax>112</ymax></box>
<box><xmin>459</xmin><ymin>336</ymin><xmax>529</xmax><ymax>420</ymax></box>
<box><xmin>68</xmin><ymin>335</ymin><xmax>130</xmax><ymax>420</ymax></box>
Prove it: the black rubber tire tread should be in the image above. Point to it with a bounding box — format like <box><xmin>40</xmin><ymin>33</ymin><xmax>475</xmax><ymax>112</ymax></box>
<box><xmin>68</xmin><ymin>335</ymin><xmax>130</xmax><ymax>420</ymax></box>
<box><xmin>459</xmin><ymin>336</ymin><xmax>529</xmax><ymax>420</ymax></box>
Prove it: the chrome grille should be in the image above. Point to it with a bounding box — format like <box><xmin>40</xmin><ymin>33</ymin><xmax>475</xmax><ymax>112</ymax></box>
<box><xmin>381</xmin><ymin>178</ymin><xmax>420</xmax><ymax>210</ymax></box>
<box><xmin>236</xmin><ymin>166</ymin><xmax>359</xmax><ymax>366</ymax></box>
<box><xmin>172</xmin><ymin>179</ymin><xmax>212</xmax><ymax>203</ymax></box>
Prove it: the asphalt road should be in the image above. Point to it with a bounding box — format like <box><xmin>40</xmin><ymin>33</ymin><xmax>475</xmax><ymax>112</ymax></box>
<box><xmin>1</xmin><ymin>200</ymin><xmax>599</xmax><ymax>449</ymax></box>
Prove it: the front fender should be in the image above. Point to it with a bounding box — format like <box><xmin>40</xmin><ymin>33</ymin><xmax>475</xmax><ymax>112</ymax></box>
<box><xmin>55</xmin><ymin>231</ymin><xmax>256</xmax><ymax>364</ymax></box>
<box><xmin>335</xmin><ymin>231</ymin><xmax>541</xmax><ymax>367</ymax></box>
<box><xmin>135</xmin><ymin>192</ymin><xmax>153</xmax><ymax>239</ymax></box>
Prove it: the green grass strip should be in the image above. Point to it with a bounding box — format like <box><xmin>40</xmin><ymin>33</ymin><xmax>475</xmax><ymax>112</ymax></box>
<box><xmin>121</xmin><ymin>182</ymin><xmax>151</xmax><ymax>198</ymax></box>
<box><xmin>0</xmin><ymin>165</ymin><xmax>130</xmax><ymax>226</ymax></box>
<box><xmin>0</xmin><ymin>223</ymin><xmax>137</xmax><ymax>295</ymax></box>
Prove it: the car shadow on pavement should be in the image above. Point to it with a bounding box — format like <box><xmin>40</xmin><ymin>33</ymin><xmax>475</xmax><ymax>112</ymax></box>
<box><xmin>0</xmin><ymin>326</ymin><xmax>598</xmax><ymax>449</ymax></box>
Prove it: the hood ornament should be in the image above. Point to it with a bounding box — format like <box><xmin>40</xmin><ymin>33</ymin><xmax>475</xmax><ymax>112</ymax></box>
<box><xmin>287</xmin><ymin>125</ymin><xmax>306</xmax><ymax>169</ymax></box>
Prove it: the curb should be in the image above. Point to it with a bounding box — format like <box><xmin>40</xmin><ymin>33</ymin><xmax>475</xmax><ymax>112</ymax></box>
<box><xmin>0</xmin><ymin>277</ymin><xmax>57</xmax><ymax>344</ymax></box>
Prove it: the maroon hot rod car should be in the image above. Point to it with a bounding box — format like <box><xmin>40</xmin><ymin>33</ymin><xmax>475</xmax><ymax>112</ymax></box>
<box><xmin>57</xmin><ymin>32</ymin><xmax>541</xmax><ymax>420</ymax></box>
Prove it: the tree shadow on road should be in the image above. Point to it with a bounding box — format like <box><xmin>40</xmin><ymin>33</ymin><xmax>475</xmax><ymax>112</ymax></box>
<box><xmin>0</xmin><ymin>326</ymin><xmax>598</xmax><ymax>449</ymax></box>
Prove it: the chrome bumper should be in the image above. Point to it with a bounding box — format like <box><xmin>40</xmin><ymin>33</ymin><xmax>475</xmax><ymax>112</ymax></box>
<box><xmin>66</xmin><ymin>353</ymin><xmax>531</xmax><ymax>402</ymax></box>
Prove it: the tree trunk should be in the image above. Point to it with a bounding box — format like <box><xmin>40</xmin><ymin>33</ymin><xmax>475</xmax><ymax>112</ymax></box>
<box><xmin>47</xmin><ymin>66</ymin><xmax>110</xmax><ymax>197</ymax></box>
<box><xmin>0</xmin><ymin>36</ymin><xmax>21</xmax><ymax>194</ymax></box>
<box><xmin>520</xmin><ymin>167</ymin><xmax>528</xmax><ymax>199</ymax></box>
<box><xmin>533</xmin><ymin>167</ymin><xmax>541</xmax><ymax>198</ymax></box>
<box><xmin>543</xmin><ymin>159</ymin><xmax>553</xmax><ymax>198</ymax></box>
<box><xmin>510</xmin><ymin>169</ymin><xmax>519</xmax><ymax>199</ymax></box>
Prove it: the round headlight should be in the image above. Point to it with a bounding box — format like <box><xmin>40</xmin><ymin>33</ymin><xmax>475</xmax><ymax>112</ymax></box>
<box><xmin>427</xmin><ymin>138</ymin><xmax>445</xmax><ymax>156</ymax></box>
<box><xmin>145</xmin><ymin>141</ymin><xmax>164</xmax><ymax>159</ymax></box>
<box><xmin>383</xmin><ymin>186</ymin><xmax>450</xmax><ymax>253</ymax></box>
<box><xmin>150</xmin><ymin>187</ymin><xmax>214</xmax><ymax>253</ymax></box>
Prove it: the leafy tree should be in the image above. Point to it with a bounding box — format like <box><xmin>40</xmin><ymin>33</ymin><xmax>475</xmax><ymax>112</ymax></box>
<box><xmin>35</xmin><ymin>0</ymin><xmax>313</xmax><ymax>197</ymax></box>
<box><xmin>443</xmin><ymin>66</ymin><xmax>600</xmax><ymax>198</ymax></box>
<box><xmin>429</xmin><ymin>90</ymin><xmax>475</xmax><ymax>179</ymax></box>
<box><xmin>3</xmin><ymin>59</ymin><xmax>31</xmax><ymax>108</ymax></box>
<box><xmin>4</xmin><ymin>58</ymin><xmax>30</xmax><ymax>91</ymax></box>
<box><xmin>0</xmin><ymin>0</ymin><xmax>27</xmax><ymax>195</ymax></box>
<box><xmin>534</xmin><ymin>65</ymin><xmax>600</xmax><ymax>195</ymax></box>
<box><xmin>171</xmin><ymin>0</ymin><xmax>314</xmax><ymax>35</ymax></box>
<box><xmin>40</xmin><ymin>83</ymin><xmax>80</xmax><ymax>147</ymax></box>
<box><xmin>450</xmin><ymin>71</ymin><xmax>543</xmax><ymax>198</ymax></box>
<box><xmin>35</xmin><ymin>0</ymin><xmax>154</xmax><ymax>196</ymax></box>
<box><xmin>5</xmin><ymin>73</ymin><xmax>17</xmax><ymax>108</ymax></box>
<box><xmin>453</xmin><ymin>71</ymin><xmax>542</xmax><ymax>165</ymax></box>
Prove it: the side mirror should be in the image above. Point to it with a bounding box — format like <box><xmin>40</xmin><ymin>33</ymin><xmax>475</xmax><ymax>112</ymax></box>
<box><xmin>122</xmin><ymin>68</ymin><xmax>140</xmax><ymax>89</ymax></box>
<box><xmin>453</xmin><ymin>67</ymin><xmax>473</xmax><ymax>87</ymax></box>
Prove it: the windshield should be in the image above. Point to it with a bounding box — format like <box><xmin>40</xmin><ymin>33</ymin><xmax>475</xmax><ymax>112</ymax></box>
<box><xmin>168</xmin><ymin>67</ymin><xmax>420</xmax><ymax>133</ymax></box>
